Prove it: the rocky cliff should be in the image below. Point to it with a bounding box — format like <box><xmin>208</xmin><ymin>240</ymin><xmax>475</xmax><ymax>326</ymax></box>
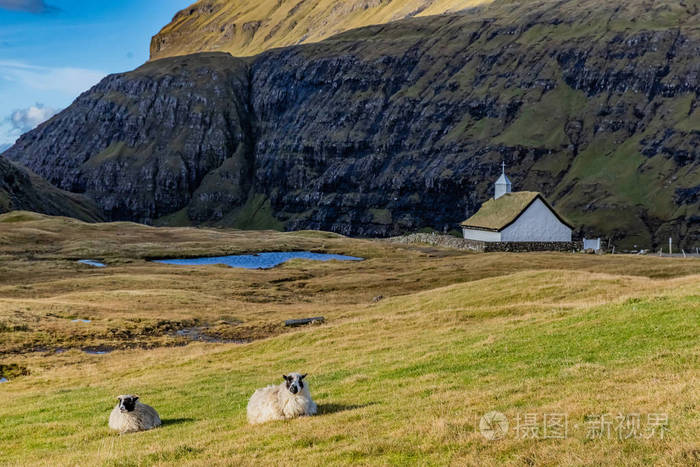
<box><xmin>5</xmin><ymin>0</ymin><xmax>699</xmax><ymax>248</ymax></box>
<box><xmin>150</xmin><ymin>0</ymin><xmax>492</xmax><ymax>60</ymax></box>
<box><xmin>0</xmin><ymin>157</ymin><xmax>101</xmax><ymax>221</ymax></box>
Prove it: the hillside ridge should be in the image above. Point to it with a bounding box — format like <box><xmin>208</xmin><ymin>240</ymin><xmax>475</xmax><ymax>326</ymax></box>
<box><xmin>0</xmin><ymin>157</ymin><xmax>102</xmax><ymax>222</ymax></box>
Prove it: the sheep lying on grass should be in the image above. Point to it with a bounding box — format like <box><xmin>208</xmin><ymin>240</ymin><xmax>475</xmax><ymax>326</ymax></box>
<box><xmin>247</xmin><ymin>373</ymin><xmax>317</xmax><ymax>424</ymax></box>
<box><xmin>109</xmin><ymin>395</ymin><xmax>161</xmax><ymax>433</ymax></box>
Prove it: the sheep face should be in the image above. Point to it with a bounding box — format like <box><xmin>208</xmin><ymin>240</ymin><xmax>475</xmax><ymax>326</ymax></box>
<box><xmin>117</xmin><ymin>395</ymin><xmax>139</xmax><ymax>413</ymax></box>
<box><xmin>282</xmin><ymin>373</ymin><xmax>307</xmax><ymax>395</ymax></box>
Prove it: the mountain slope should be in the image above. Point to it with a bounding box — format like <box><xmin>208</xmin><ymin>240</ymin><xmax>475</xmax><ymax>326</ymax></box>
<box><xmin>5</xmin><ymin>0</ymin><xmax>699</xmax><ymax>248</ymax></box>
<box><xmin>150</xmin><ymin>0</ymin><xmax>493</xmax><ymax>60</ymax></box>
<box><xmin>0</xmin><ymin>157</ymin><xmax>102</xmax><ymax>221</ymax></box>
<box><xmin>4</xmin><ymin>54</ymin><xmax>253</xmax><ymax>223</ymax></box>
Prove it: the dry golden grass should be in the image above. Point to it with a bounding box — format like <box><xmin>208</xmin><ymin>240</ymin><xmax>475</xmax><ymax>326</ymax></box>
<box><xmin>1</xmin><ymin>212</ymin><xmax>697</xmax><ymax>356</ymax></box>
<box><xmin>0</xmin><ymin>212</ymin><xmax>698</xmax><ymax>465</ymax></box>
<box><xmin>150</xmin><ymin>0</ymin><xmax>494</xmax><ymax>60</ymax></box>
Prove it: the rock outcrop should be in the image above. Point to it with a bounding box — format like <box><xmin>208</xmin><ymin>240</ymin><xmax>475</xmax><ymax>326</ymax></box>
<box><xmin>5</xmin><ymin>0</ymin><xmax>699</xmax><ymax>248</ymax></box>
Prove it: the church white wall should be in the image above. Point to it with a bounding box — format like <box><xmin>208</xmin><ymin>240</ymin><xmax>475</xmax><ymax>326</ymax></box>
<box><xmin>463</xmin><ymin>228</ymin><xmax>501</xmax><ymax>242</ymax></box>
<box><xmin>500</xmin><ymin>198</ymin><xmax>572</xmax><ymax>242</ymax></box>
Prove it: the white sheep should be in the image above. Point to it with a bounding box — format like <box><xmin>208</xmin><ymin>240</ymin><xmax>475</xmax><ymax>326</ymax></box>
<box><xmin>109</xmin><ymin>395</ymin><xmax>162</xmax><ymax>433</ymax></box>
<box><xmin>247</xmin><ymin>373</ymin><xmax>317</xmax><ymax>424</ymax></box>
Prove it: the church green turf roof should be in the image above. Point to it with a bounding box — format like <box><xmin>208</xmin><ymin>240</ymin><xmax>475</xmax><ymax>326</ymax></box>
<box><xmin>460</xmin><ymin>191</ymin><xmax>572</xmax><ymax>231</ymax></box>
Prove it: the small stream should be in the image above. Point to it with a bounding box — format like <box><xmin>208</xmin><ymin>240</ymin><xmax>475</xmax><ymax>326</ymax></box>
<box><xmin>174</xmin><ymin>327</ymin><xmax>249</xmax><ymax>344</ymax></box>
<box><xmin>77</xmin><ymin>260</ymin><xmax>106</xmax><ymax>267</ymax></box>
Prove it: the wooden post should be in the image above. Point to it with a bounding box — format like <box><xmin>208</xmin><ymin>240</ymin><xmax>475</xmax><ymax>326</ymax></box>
<box><xmin>669</xmin><ymin>237</ymin><xmax>672</xmax><ymax>255</ymax></box>
<box><xmin>682</xmin><ymin>249</ymin><xmax>686</xmax><ymax>258</ymax></box>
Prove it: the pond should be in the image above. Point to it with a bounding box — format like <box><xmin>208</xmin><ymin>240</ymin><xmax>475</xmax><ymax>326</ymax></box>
<box><xmin>78</xmin><ymin>260</ymin><xmax>106</xmax><ymax>267</ymax></box>
<box><xmin>153</xmin><ymin>251</ymin><xmax>363</xmax><ymax>269</ymax></box>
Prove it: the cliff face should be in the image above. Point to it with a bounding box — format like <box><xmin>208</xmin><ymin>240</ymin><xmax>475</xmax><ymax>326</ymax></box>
<box><xmin>0</xmin><ymin>157</ymin><xmax>101</xmax><ymax>221</ymax></box>
<box><xmin>6</xmin><ymin>0</ymin><xmax>699</xmax><ymax>248</ymax></box>
<box><xmin>150</xmin><ymin>0</ymin><xmax>493</xmax><ymax>60</ymax></box>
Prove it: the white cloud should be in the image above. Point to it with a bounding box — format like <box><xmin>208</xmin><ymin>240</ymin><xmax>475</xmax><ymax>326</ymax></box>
<box><xmin>0</xmin><ymin>60</ymin><xmax>105</xmax><ymax>96</ymax></box>
<box><xmin>0</xmin><ymin>103</ymin><xmax>59</xmax><ymax>147</ymax></box>
<box><xmin>0</xmin><ymin>0</ymin><xmax>57</xmax><ymax>14</ymax></box>
<box><xmin>10</xmin><ymin>103</ymin><xmax>57</xmax><ymax>132</ymax></box>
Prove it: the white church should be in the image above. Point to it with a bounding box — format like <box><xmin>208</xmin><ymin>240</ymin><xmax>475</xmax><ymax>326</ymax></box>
<box><xmin>461</xmin><ymin>165</ymin><xmax>573</xmax><ymax>243</ymax></box>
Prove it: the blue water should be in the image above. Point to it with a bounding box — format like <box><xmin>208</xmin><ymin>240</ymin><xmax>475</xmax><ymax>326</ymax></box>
<box><xmin>154</xmin><ymin>251</ymin><xmax>363</xmax><ymax>269</ymax></box>
<box><xmin>78</xmin><ymin>260</ymin><xmax>106</xmax><ymax>267</ymax></box>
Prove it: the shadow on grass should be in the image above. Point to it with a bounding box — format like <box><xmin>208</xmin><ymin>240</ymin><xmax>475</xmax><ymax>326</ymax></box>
<box><xmin>317</xmin><ymin>402</ymin><xmax>376</xmax><ymax>415</ymax></box>
<box><xmin>161</xmin><ymin>417</ymin><xmax>195</xmax><ymax>427</ymax></box>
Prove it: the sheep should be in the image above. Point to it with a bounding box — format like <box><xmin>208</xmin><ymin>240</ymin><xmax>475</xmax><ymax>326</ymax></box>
<box><xmin>108</xmin><ymin>395</ymin><xmax>161</xmax><ymax>433</ymax></box>
<box><xmin>247</xmin><ymin>373</ymin><xmax>317</xmax><ymax>424</ymax></box>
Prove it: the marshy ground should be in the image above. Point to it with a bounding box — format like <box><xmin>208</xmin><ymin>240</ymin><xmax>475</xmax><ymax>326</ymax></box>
<box><xmin>0</xmin><ymin>211</ymin><xmax>698</xmax><ymax>465</ymax></box>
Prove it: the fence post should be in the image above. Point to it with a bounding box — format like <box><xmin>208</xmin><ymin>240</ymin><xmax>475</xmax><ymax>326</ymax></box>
<box><xmin>669</xmin><ymin>237</ymin><xmax>672</xmax><ymax>255</ymax></box>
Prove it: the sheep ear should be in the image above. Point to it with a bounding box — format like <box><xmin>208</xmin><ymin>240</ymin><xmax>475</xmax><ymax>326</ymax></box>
<box><xmin>282</xmin><ymin>375</ymin><xmax>288</xmax><ymax>381</ymax></box>
<box><xmin>133</xmin><ymin>395</ymin><xmax>139</xmax><ymax>401</ymax></box>
<box><xmin>301</xmin><ymin>374</ymin><xmax>307</xmax><ymax>379</ymax></box>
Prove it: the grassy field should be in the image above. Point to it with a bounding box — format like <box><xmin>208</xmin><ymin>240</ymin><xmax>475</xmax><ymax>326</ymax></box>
<box><xmin>1</xmin><ymin>212</ymin><xmax>698</xmax><ymax>465</ymax></box>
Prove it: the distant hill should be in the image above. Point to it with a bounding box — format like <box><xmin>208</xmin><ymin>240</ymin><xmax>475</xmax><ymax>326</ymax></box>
<box><xmin>150</xmin><ymin>0</ymin><xmax>492</xmax><ymax>60</ymax></box>
<box><xmin>5</xmin><ymin>0</ymin><xmax>699</xmax><ymax>248</ymax></box>
<box><xmin>0</xmin><ymin>157</ymin><xmax>102</xmax><ymax>221</ymax></box>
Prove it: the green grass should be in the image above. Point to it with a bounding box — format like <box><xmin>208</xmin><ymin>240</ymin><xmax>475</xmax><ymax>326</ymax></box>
<box><xmin>83</xmin><ymin>142</ymin><xmax>129</xmax><ymax>168</ymax></box>
<box><xmin>219</xmin><ymin>193</ymin><xmax>285</xmax><ymax>230</ymax></box>
<box><xmin>496</xmin><ymin>80</ymin><xmax>587</xmax><ymax>148</ymax></box>
<box><xmin>0</xmin><ymin>270</ymin><xmax>698</xmax><ymax>465</ymax></box>
<box><xmin>153</xmin><ymin>207</ymin><xmax>192</xmax><ymax>227</ymax></box>
<box><xmin>369</xmin><ymin>208</ymin><xmax>392</xmax><ymax>225</ymax></box>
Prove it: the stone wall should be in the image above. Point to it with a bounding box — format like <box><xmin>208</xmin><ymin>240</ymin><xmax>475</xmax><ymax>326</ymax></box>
<box><xmin>385</xmin><ymin>233</ymin><xmax>579</xmax><ymax>253</ymax></box>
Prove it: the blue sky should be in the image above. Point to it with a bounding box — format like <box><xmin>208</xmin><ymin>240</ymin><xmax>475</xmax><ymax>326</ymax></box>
<box><xmin>0</xmin><ymin>0</ymin><xmax>192</xmax><ymax>149</ymax></box>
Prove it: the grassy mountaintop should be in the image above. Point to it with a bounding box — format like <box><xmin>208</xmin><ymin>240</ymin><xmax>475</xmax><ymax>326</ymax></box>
<box><xmin>0</xmin><ymin>216</ymin><xmax>698</xmax><ymax>464</ymax></box>
<box><xmin>150</xmin><ymin>0</ymin><xmax>493</xmax><ymax>60</ymax></box>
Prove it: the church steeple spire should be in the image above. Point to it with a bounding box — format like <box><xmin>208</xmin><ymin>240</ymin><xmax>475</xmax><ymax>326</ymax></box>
<box><xmin>494</xmin><ymin>162</ymin><xmax>512</xmax><ymax>199</ymax></box>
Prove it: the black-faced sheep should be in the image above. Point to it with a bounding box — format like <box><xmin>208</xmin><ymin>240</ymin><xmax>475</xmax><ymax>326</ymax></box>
<box><xmin>247</xmin><ymin>373</ymin><xmax>317</xmax><ymax>424</ymax></box>
<box><xmin>109</xmin><ymin>395</ymin><xmax>161</xmax><ymax>433</ymax></box>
